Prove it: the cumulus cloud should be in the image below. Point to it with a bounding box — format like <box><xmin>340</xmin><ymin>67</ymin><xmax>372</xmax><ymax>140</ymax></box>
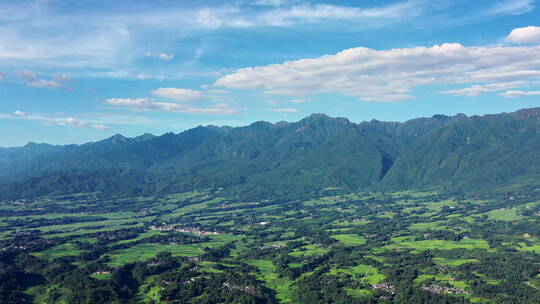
<box><xmin>145</xmin><ymin>52</ymin><xmax>174</xmax><ymax>60</ymax></box>
<box><xmin>14</xmin><ymin>70</ymin><xmax>72</xmax><ymax>89</ymax></box>
<box><xmin>106</xmin><ymin>98</ymin><xmax>237</xmax><ymax>115</ymax></box>
<box><xmin>215</xmin><ymin>43</ymin><xmax>540</xmax><ymax>102</ymax></box>
<box><xmin>7</xmin><ymin>111</ymin><xmax>110</xmax><ymax>130</ymax></box>
<box><xmin>507</xmin><ymin>26</ymin><xmax>540</xmax><ymax>44</ymax></box>
<box><xmin>502</xmin><ymin>90</ymin><xmax>540</xmax><ymax>98</ymax></box>
<box><xmin>152</xmin><ymin>88</ymin><xmax>205</xmax><ymax>101</ymax></box>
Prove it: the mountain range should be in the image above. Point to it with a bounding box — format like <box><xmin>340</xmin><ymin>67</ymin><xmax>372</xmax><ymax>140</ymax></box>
<box><xmin>2</xmin><ymin>107</ymin><xmax>540</xmax><ymax>200</ymax></box>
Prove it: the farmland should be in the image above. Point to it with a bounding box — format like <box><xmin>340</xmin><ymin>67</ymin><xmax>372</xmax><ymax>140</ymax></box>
<box><xmin>2</xmin><ymin>189</ymin><xmax>540</xmax><ymax>303</ymax></box>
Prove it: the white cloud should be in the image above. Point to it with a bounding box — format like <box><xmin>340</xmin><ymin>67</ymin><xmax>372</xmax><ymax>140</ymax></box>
<box><xmin>106</xmin><ymin>98</ymin><xmax>147</xmax><ymax>107</ymax></box>
<box><xmin>192</xmin><ymin>2</ymin><xmax>411</xmax><ymax>29</ymax></box>
<box><xmin>108</xmin><ymin>87</ymin><xmax>236</xmax><ymax>114</ymax></box>
<box><xmin>272</xmin><ymin>108</ymin><xmax>299</xmax><ymax>113</ymax></box>
<box><xmin>441</xmin><ymin>85</ymin><xmax>491</xmax><ymax>97</ymax></box>
<box><xmin>92</xmin><ymin>124</ymin><xmax>110</xmax><ymax>130</ymax></box>
<box><xmin>507</xmin><ymin>26</ymin><xmax>540</xmax><ymax>44</ymax></box>
<box><xmin>106</xmin><ymin>98</ymin><xmax>237</xmax><ymax>115</ymax></box>
<box><xmin>2</xmin><ymin>110</ymin><xmax>189</xmax><ymax>130</ymax></box>
<box><xmin>487</xmin><ymin>0</ymin><xmax>534</xmax><ymax>16</ymax></box>
<box><xmin>0</xmin><ymin>0</ymin><xmax>440</xmax><ymax>73</ymax></box>
<box><xmin>258</xmin><ymin>1</ymin><xmax>420</xmax><ymax>26</ymax></box>
<box><xmin>152</xmin><ymin>88</ymin><xmax>205</xmax><ymax>101</ymax></box>
<box><xmin>7</xmin><ymin>111</ymin><xmax>110</xmax><ymax>130</ymax></box>
<box><xmin>268</xmin><ymin>98</ymin><xmax>306</xmax><ymax>105</ymax></box>
<box><xmin>65</xmin><ymin>117</ymin><xmax>85</xmax><ymax>127</ymax></box>
<box><xmin>502</xmin><ymin>90</ymin><xmax>540</xmax><ymax>98</ymax></box>
<box><xmin>215</xmin><ymin>43</ymin><xmax>540</xmax><ymax>102</ymax></box>
<box><xmin>441</xmin><ymin>81</ymin><xmax>525</xmax><ymax>97</ymax></box>
<box><xmin>14</xmin><ymin>70</ymin><xmax>72</xmax><ymax>89</ymax></box>
<box><xmin>0</xmin><ymin>0</ymin><xmax>534</xmax><ymax>74</ymax></box>
<box><xmin>252</xmin><ymin>0</ymin><xmax>289</xmax><ymax>7</ymax></box>
<box><xmin>145</xmin><ymin>51</ymin><xmax>174</xmax><ymax>60</ymax></box>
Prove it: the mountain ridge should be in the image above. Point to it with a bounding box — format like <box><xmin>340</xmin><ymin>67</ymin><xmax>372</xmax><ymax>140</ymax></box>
<box><xmin>2</xmin><ymin>107</ymin><xmax>540</xmax><ymax>200</ymax></box>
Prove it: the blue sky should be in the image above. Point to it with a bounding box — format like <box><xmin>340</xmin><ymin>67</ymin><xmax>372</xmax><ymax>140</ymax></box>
<box><xmin>1</xmin><ymin>0</ymin><xmax>540</xmax><ymax>147</ymax></box>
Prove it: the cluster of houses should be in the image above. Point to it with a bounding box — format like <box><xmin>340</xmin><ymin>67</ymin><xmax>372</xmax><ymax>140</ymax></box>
<box><xmin>1</xmin><ymin>236</ymin><xmax>53</xmax><ymax>251</ymax></box>
<box><xmin>372</xmin><ymin>283</ymin><xmax>395</xmax><ymax>295</ymax></box>
<box><xmin>92</xmin><ymin>270</ymin><xmax>112</xmax><ymax>275</ymax></box>
<box><xmin>421</xmin><ymin>284</ymin><xmax>469</xmax><ymax>295</ymax></box>
<box><xmin>223</xmin><ymin>282</ymin><xmax>257</xmax><ymax>295</ymax></box>
<box><xmin>1</xmin><ymin>244</ymin><xmax>29</xmax><ymax>251</ymax></box>
<box><xmin>259</xmin><ymin>243</ymin><xmax>285</xmax><ymax>250</ymax></box>
<box><xmin>148</xmin><ymin>225</ymin><xmax>219</xmax><ymax>236</ymax></box>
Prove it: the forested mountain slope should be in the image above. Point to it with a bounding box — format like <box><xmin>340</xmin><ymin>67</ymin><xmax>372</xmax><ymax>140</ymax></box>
<box><xmin>383</xmin><ymin>108</ymin><xmax>540</xmax><ymax>191</ymax></box>
<box><xmin>1</xmin><ymin>108</ymin><xmax>539</xmax><ymax>200</ymax></box>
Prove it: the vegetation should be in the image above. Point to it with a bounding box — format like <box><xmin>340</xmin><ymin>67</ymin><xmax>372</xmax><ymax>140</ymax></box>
<box><xmin>3</xmin><ymin>109</ymin><xmax>540</xmax><ymax>302</ymax></box>
<box><xmin>2</xmin><ymin>188</ymin><xmax>540</xmax><ymax>303</ymax></box>
<box><xmin>3</xmin><ymin>108</ymin><xmax>540</xmax><ymax>202</ymax></box>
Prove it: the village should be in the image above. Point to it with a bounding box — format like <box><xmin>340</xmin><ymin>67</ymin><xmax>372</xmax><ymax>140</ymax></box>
<box><xmin>148</xmin><ymin>224</ymin><xmax>220</xmax><ymax>236</ymax></box>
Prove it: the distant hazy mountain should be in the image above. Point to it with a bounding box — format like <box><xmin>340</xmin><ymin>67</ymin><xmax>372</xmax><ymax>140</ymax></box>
<box><xmin>2</xmin><ymin>108</ymin><xmax>539</xmax><ymax>200</ymax></box>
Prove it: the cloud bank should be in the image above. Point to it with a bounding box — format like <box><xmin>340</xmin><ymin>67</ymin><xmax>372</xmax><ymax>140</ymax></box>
<box><xmin>502</xmin><ymin>90</ymin><xmax>540</xmax><ymax>98</ymax></box>
<box><xmin>215</xmin><ymin>42</ymin><xmax>540</xmax><ymax>102</ymax></box>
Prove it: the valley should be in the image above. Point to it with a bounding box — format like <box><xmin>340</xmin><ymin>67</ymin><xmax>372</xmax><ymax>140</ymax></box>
<box><xmin>3</xmin><ymin>189</ymin><xmax>540</xmax><ymax>303</ymax></box>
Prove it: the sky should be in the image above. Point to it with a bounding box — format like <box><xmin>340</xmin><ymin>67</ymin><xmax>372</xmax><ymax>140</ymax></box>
<box><xmin>1</xmin><ymin>0</ymin><xmax>540</xmax><ymax>147</ymax></box>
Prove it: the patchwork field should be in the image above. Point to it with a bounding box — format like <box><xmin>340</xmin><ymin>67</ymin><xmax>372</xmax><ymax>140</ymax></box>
<box><xmin>2</xmin><ymin>189</ymin><xmax>540</xmax><ymax>303</ymax></box>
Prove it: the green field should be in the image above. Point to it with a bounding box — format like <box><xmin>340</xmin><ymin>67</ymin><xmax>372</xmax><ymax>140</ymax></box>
<box><xmin>249</xmin><ymin>260</ymin><xmax>295</xmax><ymax>303</ymax></box>
<box><xmin>390</xmin><ymin>239</ymin><xmax>489</xmax><ymax>252</ymax></box>
<box><xmin>106</xmin><ymin>244</ymin><xmax>203</xmax><ymax>266</ymax></box>
<box><xmin>2</xmin><ymin>189</ymin><xmax>539</xmax><ymax>303</ymax></box>
<box><xmin>331</xmin><ymin>234</ymin><xmax>367</xmax><ymax>245</ymax></box>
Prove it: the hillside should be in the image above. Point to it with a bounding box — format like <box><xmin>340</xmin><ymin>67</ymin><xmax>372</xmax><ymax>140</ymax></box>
<box><xmin>1</xmin><ymin>108</ymin><xmax>539</xmax><ymax>200</ymax></box>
